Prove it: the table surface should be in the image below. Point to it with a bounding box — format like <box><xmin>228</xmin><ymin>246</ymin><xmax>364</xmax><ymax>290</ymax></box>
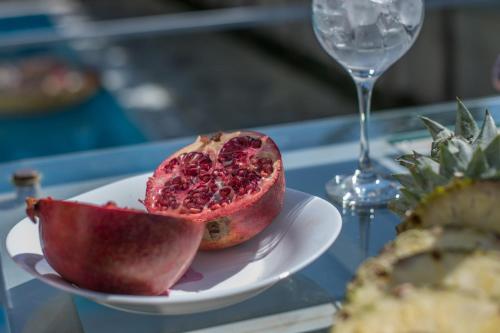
<box><xmin>1</xmin><ymin>95</ymin><xmax>499</xmax><ymax>333</ymax></box>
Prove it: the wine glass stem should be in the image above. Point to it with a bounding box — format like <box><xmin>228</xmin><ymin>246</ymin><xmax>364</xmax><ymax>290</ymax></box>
<box><xmin>355</xmin><ymin>78</ymin><xmax>376</xmax><ymax>183</ymax></box>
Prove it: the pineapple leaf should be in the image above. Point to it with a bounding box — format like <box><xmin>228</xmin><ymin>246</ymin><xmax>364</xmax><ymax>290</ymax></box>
<box><xmin>479</xmin><ymin>168</ymin><xmax>500</xmax><ymax>180</ymax></box>
<box><xmin>400</xmin><ymin>188</ymin><xmax>421</xmax><ymax>206</ymax></box>
<box><xmin>430</xmin><ymin>139</ymin><xmax>450</xmax><ymax>160</ymax></box>
<box><xmin>396</xmin><ymin>153</ymin><xmax>418</xmax><ymax>169</ymax></box>
<box><xmin>404</xmin><ymin>167</ymin><xmax>447</xmax><ymax>194</ymax></box>
<box><xmin>439</xmin><ymin>150</ymin><xmax>455</xmax><ymax>178</ymax></box>
<box><xmin>420</xmin><ymin>116</ymin><xmax>453</xmax><ymax>141</ymax></box>
<box><xmin>415</xmin><ymin>154</ymin><xmax>441</xmax><ymax>174</ymax></box>
<box><xmin>488</xmin><ymin>171</ymin><xmax>500</xmax><ymax>180</ymax></box>
<box><xmin>419</xmin><ymin>167</ymin><xmax>449</xmax><ymax>190</ymax></box>
<box><xmin>439</xmin><ymin>138</ymin><xmax>473</xmax><ymax>177</ymax></box>
<box><xmin>455</xmin><ymin>98</ymin><xmax>479</xmax><ymax>140</ymax></box>
<box><xmin>395</xmin><ymin>152</ymin><xmax>446</xmax><ymax>195</ymax></box>
<box><xmin>388</xmin><ymin>198</ymin><xmax>408</xmax><ymax>216</ymax></box>
<box><xmin>484</xmin><ymin>135</ymin><xmax>500</xmax><ymax>168</ymax></box>
<box><xmin>396</xmin><ymin>152</ymin><xmax>430</xmax><ymax>170</ymax></box>
<box><xmin>465</xmin><ymin>148</ymin><xmax>489</xmax><ymax>178</ymax></box>
<box><xmin>474</xmin><ymin>110</ymin><xmax>498</xmax><ymax>148</ymax></box>
<box><xmin>446</xmin><ymin>138</ymin><xmax>474</xmax><ymax>162</ymax></box>
<box><xmin>393</xmin><ymin>173</ymin><xmax>416</xmax><ymax>189</ymax></box>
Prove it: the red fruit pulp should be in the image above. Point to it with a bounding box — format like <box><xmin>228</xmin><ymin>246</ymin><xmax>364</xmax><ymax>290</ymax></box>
<box><xmin>26</xmin><ymin>198</ymin><xmax>204</xmax><ymax>295</ymax></box>
<box><xmin>145</xmin><ymin>131</ymin><xmax>285</xmax><ymax>250</ymax></box>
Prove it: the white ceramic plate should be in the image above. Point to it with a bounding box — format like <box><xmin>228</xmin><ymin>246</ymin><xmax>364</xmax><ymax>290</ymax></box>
<box><xmin>6</xmin><ymin>173</ymin><xmax>342</xmax><ymax>315</ymax></box>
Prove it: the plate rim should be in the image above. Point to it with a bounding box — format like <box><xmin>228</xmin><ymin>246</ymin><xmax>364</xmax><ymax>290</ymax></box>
<box><xmin>6</xmin><ymin>174</ymin><xmax>342</xmax><ymax>305</ymax></box>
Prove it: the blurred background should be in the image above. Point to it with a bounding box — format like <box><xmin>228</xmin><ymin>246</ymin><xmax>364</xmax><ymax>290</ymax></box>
<box><xmin>0</xmin><ymin>0</ymin><xmax>499</xmax><ymax>163</ymax></box>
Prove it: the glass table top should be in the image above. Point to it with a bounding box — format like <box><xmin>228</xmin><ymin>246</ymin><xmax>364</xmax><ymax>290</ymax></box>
<box><xmin>0</xmin><ymin>95</ymin><xmax>499</xmax><ymax>333</ymax></box>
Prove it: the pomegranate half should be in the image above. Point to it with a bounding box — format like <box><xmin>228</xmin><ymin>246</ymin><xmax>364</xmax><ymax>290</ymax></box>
<box><xmin>27</xmin><ymin>198</ymin><xmax>204</xmax><ymax>295</ymax></box>
<box><xmin>145</xmin><ymin>131</ymin><xmax>285</xmax><ymax>250</ymax></box>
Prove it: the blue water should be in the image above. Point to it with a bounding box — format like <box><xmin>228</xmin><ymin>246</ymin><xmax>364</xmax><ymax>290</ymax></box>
<box><xmin>0</xmin><ymin>14</ymin><xmax>146</xmax><ymax>163</ymax></box>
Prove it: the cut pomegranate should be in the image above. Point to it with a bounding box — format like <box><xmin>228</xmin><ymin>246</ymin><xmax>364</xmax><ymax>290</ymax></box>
<box><xmin>145</xmin><ymin>131</ymin><xmax>286</xmax><ymax>250</ymax></box>
<box><xmin>26</xmin><ymin>197</ymin><xmax>204</xmax><ymax>295</ymax></box>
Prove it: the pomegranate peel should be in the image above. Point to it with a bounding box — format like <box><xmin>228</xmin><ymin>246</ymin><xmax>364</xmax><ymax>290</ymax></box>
<box><xmin>26</xmin><ymin>197</ymin><xmax>204</xmax><ymax>295</ymax></box>
<box><xmin>145</xmin><ymin>130</ymin><xmax>286</xmax><ymax>250</ymax></box>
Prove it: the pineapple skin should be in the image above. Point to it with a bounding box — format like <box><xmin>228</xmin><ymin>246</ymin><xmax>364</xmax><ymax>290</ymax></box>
<box><xmin>397</xmin><ymin>180</ymin><xmax>500</xmax><ymax>233</ymax></box>
<box><xmin>333</xmin><ymin>289</ymin><xmax>500</xmax><ymax>333</ymax></box>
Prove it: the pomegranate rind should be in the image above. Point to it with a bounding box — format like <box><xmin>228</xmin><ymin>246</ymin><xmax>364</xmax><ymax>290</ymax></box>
<box><xmin>145</xmin><ymin>131</ymin><xmax>286</xmax><ymax>250</ymax></box>
<box><xmin>27</xmin><ymin>198</ymin><xmax>204</xmax><ymax>295</ymax></box>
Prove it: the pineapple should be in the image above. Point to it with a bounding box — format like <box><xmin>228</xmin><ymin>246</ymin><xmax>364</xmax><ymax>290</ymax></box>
<box><xmin>390</xmin><ymin>250</ymin><xmax>500</xmax><ymax>299</ymax></box>
<box><xmin>391</xmin><ymin>99</ymin><xmax>500</xmax><ymax>232</ymax></box>
<box><xmin>346</xmin><ymin>226</ymin><xmax>500</xmax><ymax>314</ymax></box>
<box><xmin>334</xmin><ymin>100</ymin><xmax>500</xmax><ymax>333</ymax></box>
<box><xmin>347</xmin><ymin>249</ymin><xmax>500</xmax><ymax>317</ymax></box>
<box><xmin>333</xmin><ymin>289</ymin><xmax>500</xmax><ymax>333</ymax></box>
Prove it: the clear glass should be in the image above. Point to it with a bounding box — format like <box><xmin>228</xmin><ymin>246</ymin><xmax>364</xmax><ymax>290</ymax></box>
<box><xmin>312</xmin><ymin>0</ymin><xmax>424</xmax><ymax>208</ymax></box>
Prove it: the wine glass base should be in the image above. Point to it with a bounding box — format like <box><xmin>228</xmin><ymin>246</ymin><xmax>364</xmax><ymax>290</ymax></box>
<box><xmin>325</xmin><ymin>173</ymin><xmax>400</xmax><ymax>209</ymax></box>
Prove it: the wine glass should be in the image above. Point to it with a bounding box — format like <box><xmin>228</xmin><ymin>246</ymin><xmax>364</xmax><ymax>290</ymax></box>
<box><xmin>312</xmin><ymin>0</ymin><xmax>424</xmax><ymax>208</ymax></box>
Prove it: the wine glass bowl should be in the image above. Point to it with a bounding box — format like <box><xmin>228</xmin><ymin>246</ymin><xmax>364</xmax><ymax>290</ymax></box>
<box><xmin>312</xmin><ymin>0</ymin><xmax>424</xmax><ymax>208</ymax></box>
<box><xmin>313</xmin><ymin>0</ymin><xmax>424</xmax><ymax>78</ymax></box>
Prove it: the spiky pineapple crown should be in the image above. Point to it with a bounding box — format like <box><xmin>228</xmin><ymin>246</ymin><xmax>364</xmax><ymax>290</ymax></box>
<box><xmin>391</xmin><ymin>99</ymin><xmax>500</xmax><ymax>216</ymax></box>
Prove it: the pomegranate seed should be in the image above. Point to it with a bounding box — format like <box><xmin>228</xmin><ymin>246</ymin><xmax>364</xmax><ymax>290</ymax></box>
<box><xmin>219</xmin><ymin>187</ymin><xmax>232</xmax><ymax>198</ymax></box>
<box><xmin>184</xmin><ymin>167</ymin><xmax>198</xmax><ymax>176</ymax></box>
<box><xmin>163</xmin><ymin>158</ymin><xmax>179</xmax><ymax>172</ymax></box>
<box><xmin>179</xmin><ymin>152</ymin><xmax>213</xmax><ymax>177</ymax></box>
<box><xmin>233</xmin><ymin>151</ymin><xmax>247</xmax><ymax>161</ymax></box>
<box><xmin>182</xmin><ymin>183</ymin><xmax>219</xmax><ymax>211</ymax></box>
<box><xmin>258</xmin><ymin>157</ymin><xmax>272</xmax><ymax>165</ymax></box>
<box><xmin>250</xmin><ymin>138</ymin><xmax>262</xmax><ymax>149</ymax></box>
<box><xmin>208</xmin><ymin>203</ymin><xmax>221</xmax><ymax>210</ymax></box>
<box><xmin>231</xmin><ymin>137</ymin><xmax>249</xmax><ymax>149</ymax></box>
<box><xmin>249</xmin><ymin>186</ymin><xmax>260</xmax><ymax>194</ymax></box>
<box><xmin>181</xmin><ymin>152</ymin><xmax>201</xmax><ymax>163</ymax></box>
<box><xmin>199</xmin><ymin>174</ymin><xmax>212</xmax><ymax>183</ymax></box>
<box><xmin>159</xmin><ymin>192</ymin><xmax>179</xmax><ymax>210</ymax></box>
<box><xmin>252</xmin><ymin>157</ymin><xmax>274</xmax><ymax>177</ymax></box>
<box><xmin>218</xmin><ymin>136</ymin><xmax>256</xmax><ymax>164</ymax></box>
<box><xmin>164</xmin><ymin>176</ymin><xmax>191</xmax><ymax>193</ymax></box>
<box><xmin>200</xmin><ymin>161</ymin><xmax>212</xmax><ymax>171</ymax></box>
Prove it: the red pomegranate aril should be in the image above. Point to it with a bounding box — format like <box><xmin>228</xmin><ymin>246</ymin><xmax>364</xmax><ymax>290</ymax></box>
<box><xmin>166</xmin><ymin>176</ymin><xmax>190</xmax><ymax>192</ymax></box>
<box><xmin>180</xmin><ymin>152</ymin><xmax>213</xmax><ymax>177</ymax></box>
<box><xmin>164</xmin><ymin>158</ymin><xmax>179</xmax><ymax>172</ymax></box>
<box><xmin>184</xmin><ymin>168</ymin><xmax>198</xmax><ymax>177</ymax></box>
<box><xmin>159</xmin><ymin>190</ymin><xmax>179</xmax><ymax>210</ymax></box>
<box><xmin>218</xmin><ymin>137</ymin><xmax>259</xmax><ymax>164</ymax></box>
<box><xmin>213</xmin><ymin>168</ymin><xmax>226</xmax><ymax>177</ymax></box>
<box><xmin>219</xmin><ymin>187</ymin><xmax>232</xmax><ymax>198</ymax></box>
<box><xmin>209</xmin><ymin>203</ymin><xmax>221</xmax><ymax>210</ymax></box>
<box><xmin>227</xmin><ymin>137</ymin><xmax>249</xmax><ymax>149</ymax></box>
<box><xmin>145</xmin><ymin>131</ymin><xmax>285</xmax><ymax>250</ymax></box>
<box><xmin>250</xmin><ymin>138</ymin><xmax>262</xmax><ymax>149</ymax></box>
<box><xmin>200</xmin><ymin>161</ymin><xmax>212</xmax><ymax>171</ymax></box>
<box><xmin>199</xmin><ymin>173</ymin><xmax>212</xmax><ymax>183</ymax></box>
